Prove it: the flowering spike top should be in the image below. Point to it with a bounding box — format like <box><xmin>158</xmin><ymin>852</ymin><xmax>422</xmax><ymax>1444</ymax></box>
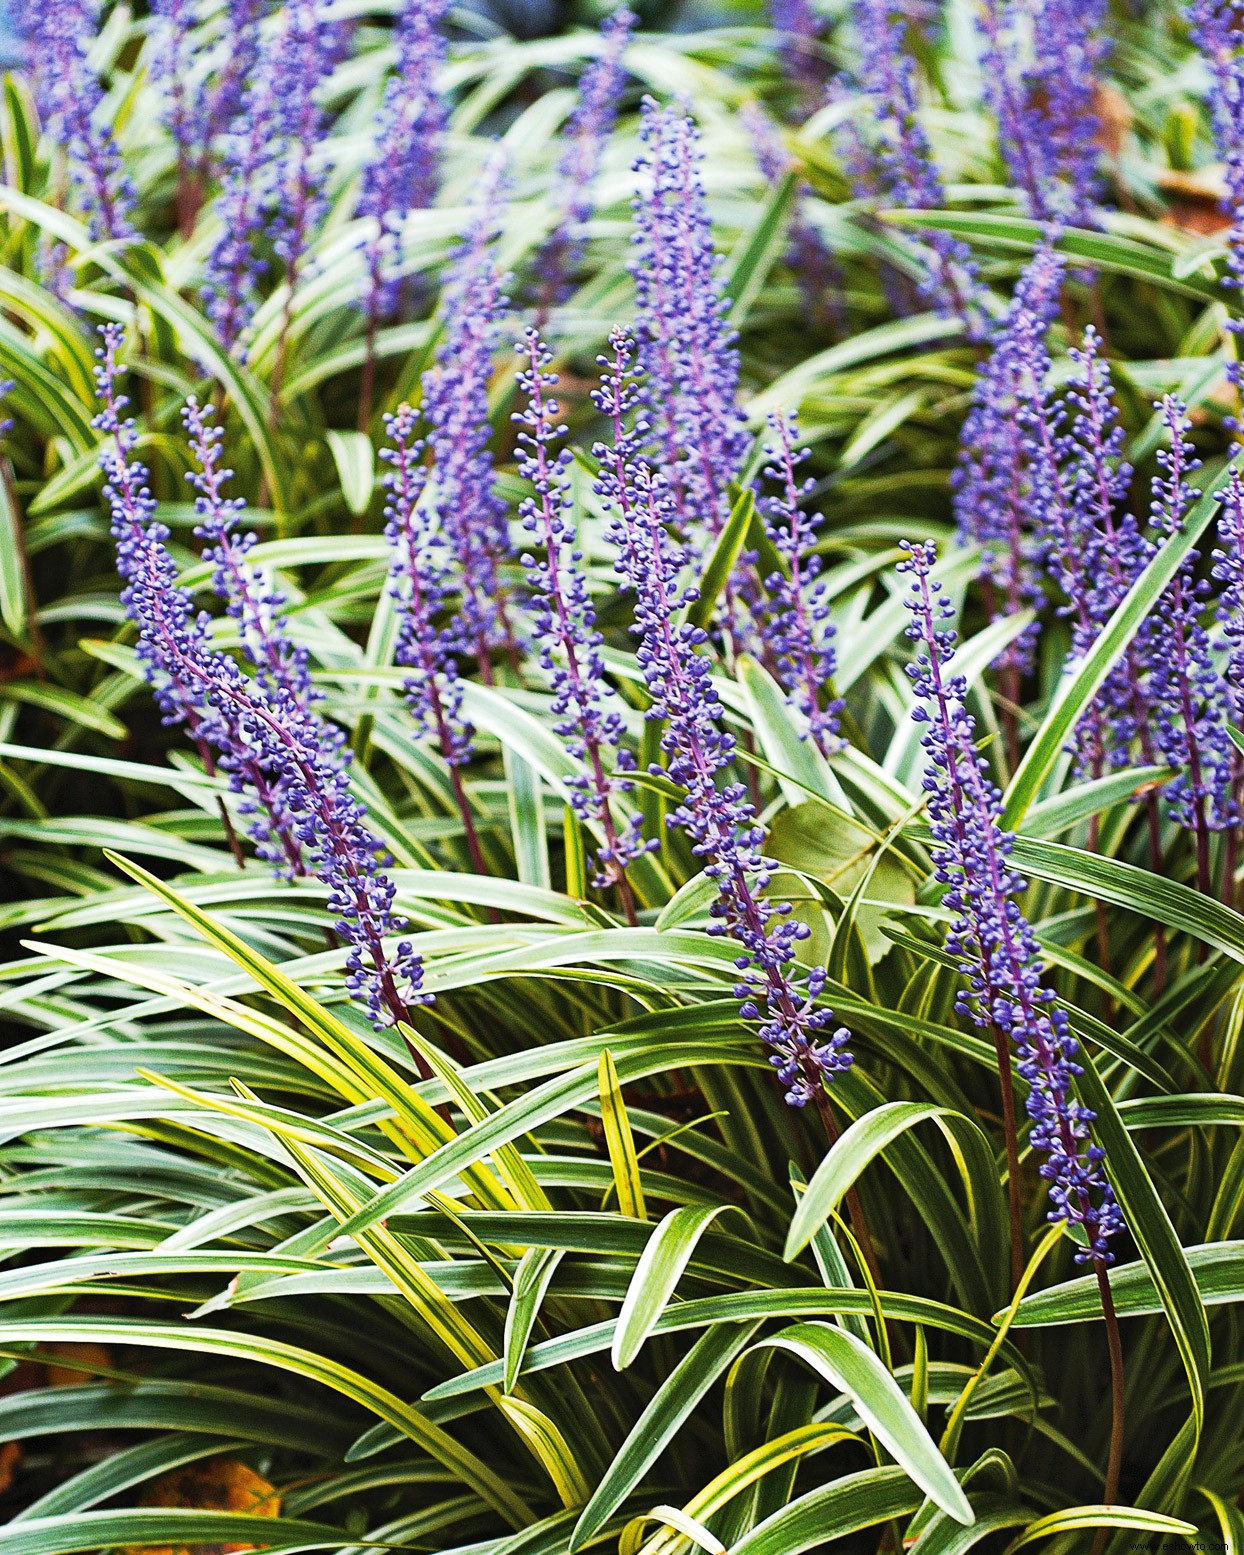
<box><xmin>1192</xmin><ymin>0</ymin><xmax>1244</xmax><ymax>396</ymax></box>
<box><xmin>601</xmin><ymin>368</ymin><xmax>851</xmax><ymax>1102</ymax></box>
<box><xmin>953</xmin><ymin>243</ymin><xmax>1065</xmax><ymax>677</ymax></box>
<box><xmin>271</xmin><ymin>0</ymin><xmax>344</xmax><ymax>301</ymax></box>
<box><xmin>900</xmin><ymin>538</ymin><xmax>1122</xmax><ymax>1263</ymax></box>
<box><xmin>381</xmin><ymin>403</ymin><xmax>473</xmax><ymax>771</ymax></box>
<box><xmin>95</xmin><ymin>326</ymin><xmax>304</xmax><ymax>876</ymax></box>
<box><xmin>26</xmin><ymin>1</ymin><xmax>136</xmax><ymax>242</ymax></box>
<box><xmin>201</xmin><ymin>37</ymin><xmax>282</xmax><ymax>349</ymax></box>
<box><xmin>847</xmin><ymin>0</ymin><xmax>981</xmax><ymax>332</ymax></box>
<box><xmin>1146</xmin><ymin>397</ymin><xmax>1237</xmax><ymax>839</ymax></box>
<box><xmin>151</xmin><ymin>0</ymin><xmax>264</xmax><ymax>190</ymax></box>
<box><xmin>757</xmin><ymin>411</ymin><xmax>843</xmax><ymax>754</ymax></box>
<box><xmin>978</xmin><ymin>0</ymin><xmax>1108</xmax><ymax>228</ymax></box>
<box><xmin>534</xmin><ymin>7</ymin><xmax>634</xmax><ymax>313</ymax></box>
<box><xmin>1212</xmin><ymin>467</ymin><xmax>1244</xmax><ymax>713</ymax></box>
<box><xmin>514</xmin><ymin>330</ymin><xmax>646</xmax><ymax>898</ymax></box>
<box><xmin>742</xmin><ymin>104</ymin><xmax>842</xmax><ymax>337</ymax></box>
<box><xmin>421</xmin><ymin>158</ymin><xmax>516</xmax><ymax>675</ymax></box>
<box><xmin>768</xmin><ymin>0</ymin><xmax>828</xmax><ymax>114</ymax></box>
<box><xmin>182</xmin><ymin>396</ymin><xmax>324</xmax><ymax>730</ymax></box>
<box><xmin>97</xmin><ymin>325</ymin><xmax>425</xmax><ymax>1022</ymax></box>
<box><xmin>630</xmin><ymin>99</ymin><xmax>750</xmax><ymax>537</ymax></box>
<box><xmin>358</xmin><ymin>0</ymin><xmax>451</xmax><ymax>326</ymax></box>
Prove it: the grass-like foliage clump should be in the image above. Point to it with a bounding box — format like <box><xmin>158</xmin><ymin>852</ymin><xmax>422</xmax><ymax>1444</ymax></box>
<box><xmin>3</xmin><ymin>0</ymin><xmax>1244</xmax><ymax>1550</ymax></box>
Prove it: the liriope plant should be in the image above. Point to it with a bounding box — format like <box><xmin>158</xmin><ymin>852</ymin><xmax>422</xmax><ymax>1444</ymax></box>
<box><xmin>2</xmin><ymin>1</ymin><xmax>1244</xmax><ymax>1553</ymax></box>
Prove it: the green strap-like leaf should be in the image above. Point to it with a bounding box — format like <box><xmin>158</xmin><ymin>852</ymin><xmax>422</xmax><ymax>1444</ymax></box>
<box><xmin>785</xmin><ymin>1103</ymin><xmax>954</xmax><ymax>1261</ymax></box>
<box><xmin>728</xmin><ymin>1323</ymin><xmax>974</xmax><ymax>1526</ymax></box>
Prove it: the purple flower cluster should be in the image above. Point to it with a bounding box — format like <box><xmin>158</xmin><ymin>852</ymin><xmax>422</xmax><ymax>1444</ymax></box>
<box><xmin>1212</xmin><ymin>468</ymin><xmax>1244</xmax><ymax>709</ymax></box>
<box><xmin>1192</xmin><ymin>0</ymin><xmax>1244</xmax><ymax>393</ymax></box>
<box><xmin>26</xmin><ymin>0</ymin><xmax>135</xmax><ymax>242</ymax></box>
<box><xmin>515</xmin><ymin>330</ymin><xmax>646</xmax><ymax>903</ymax></box>
<box><xmin>96</xmin><ymin>326</ymin><xmax>425</xmax><ymax>1028</ymax></box>
<box><xmin>900</xmin><ymin>539</ymin><xmax>1122</xmax><ymax>1263</ymax></box>
<box><xmin>953</xmin><ymin>244</ymin><xmax>1065</xmax><ymax>677</ymax></box>
<box><xmin>96</xmin><ymin>326</ymin><xmax>303</xmax><ymax>876</ymax></box>
<box><xmin>271</xmin><ymin>0</ymin><xmax>344</xmax><ymax>311</ymax></box>
<box><xmin>742</xmin><ymin>104</ymin><xmax>843</xmax><ymax>337</ymax></box>
<box><xmin>421</xmin><ymin>162</ymin><xmax>516</xmax><ymax>677</ymax></box>
<box><xmin>597</xmin><ymin>334</ymin><xmax>851</xmax><ymax>1105</ymax></box>
<box><xmin>1146</xmin><ymin>398</ymin><xmax>1237</xmax><ymax>856</ymax></box>
<box><xmin>757</xmin><ymin>412</ymin><xmax>843</xmax><ymax>754</ymax></box>
<box><xmin>977</xmin><ymin>0</ymin><xmax>1107</xmax><ymax>228</ymax></box>
<box><xmin>630</xmin><ymin>99</ymin><xmax>750</xmax><ymax>538</ymax></box>
<box><xmin>768</xmin><ymin>0</ymin><xmax>827</xmax><ymax>114</ymax></box>
<box><xmin>201</xmin><ymin>50</ymin><xmax>281</xmax><ymax>349</ymax></box>
<box><xmin>848</xmin><ymin>0</ymin><xmax>980</xmax><ymax>332</ymax></box>
<box><xmin>182</xmin><ymin>396</ymin><xmax>321</xmax><ymax>725</ymax></box>
<box><xmin>382</xmin><ymin>403</ymin><xmax>472</xmax><ymax>770</ymax></box>
<box><xmin>534</xmin><ymin>8</ymin><xmax>634</xmax><ymax>313</ymax></box>
<box><xmin>201</xmin><ymin>0</ymin><xmax>341</xmax><ymax>352</ymax></box>
<box><xmin>358</xmin><ymin>0</ymin><xmax>451</xmax><ymax>329</ymax></box>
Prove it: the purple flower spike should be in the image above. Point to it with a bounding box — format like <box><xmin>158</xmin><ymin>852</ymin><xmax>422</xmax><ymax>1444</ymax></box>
<box><xmin>202</xmin><ymin>51</ymin><xmax>281</xmax><ymax>350</ymax></box>
<box><xmin>757</xmin><ymin>411</ymin><xmax>843</xmax><ymax>754</ymax></box>
<box><xmin>1147</xmin><ymin>398</ymin><xmax>1237</xmax><ymax>849</ymax></box>
<box><xmin>768</xmin><ymin>0</ymin><xmax>828</xmax><ymax>114</ymax></box>
<box><xmin>27</xmin><ymin>2</ymin><xmax>136</xmax><ymax>242</ymax></box>
<box><xmin>98</xmin><ymin>326</ymin><xmax>426</xmax><ymax>1025</ymax></box>
<box><xmin>742</xmin><ymin>104</ymin><xmax>843</xmax><ymax>336</ymax></box>
<box><xmin>421</xmin><ymin>160</ymin><xmax>517</xmax><ymax>678</ymax></box>
<box><xmin>848</xmin><ymin>0</ymin><xmax>981</xmax><ymax>332</ymax></box>
<box><xmin>978</xmin><ymin>0</ymin><xmax>1108</xmax><ymax>228</ymax></box>
<box><xmin>381</xmin><ymin>403</ymin><xmax>472</xmax><ymax>771</ymax></box>
<box><xmin>900</xmin><ymin>538</ymin><xmax>1122</xmax><ymax>1264</ymax></box>
<box><xmin>630</xmin><ymin>99</ymin><xmax>750</xmax><ymax>537</ymax></box>
<box><xmin>95</xmin><ymin>326</ymin><xmax>305</xmax><ymax>877</ymax></box>
<box><xmin>1033</xmin><ymin>326</ymin><xmax>1160</xmax><ymax>780</ymax></box>
<box><xmin>1212</xmin><ymin>467</ymin><xmax>1244</xmax><ymax>711</ymax></box>
<box><xmin>953</xmin><ymin>244</ymin><xmax>1065</xmax><ymax>678</ymax></box>
<box><xmin>271</xmin><ymin>0</ymin><xmax>343</xmax><ymax>318</ymax></box>
<box><xmin>514</xmin><ymin>329</ymin><xmax>647</xmax><ymax>907</ymax></box>
<box><xmin>534</xmin><ymin>7</ymin><xmax>634</xmax><ymax>314</ymax></box>
<box><xmin>1192</xmin><ymin>1</ymin><xmax>1244</xmax><ymax>396</ymax></box>
<box><xmin>359</xmin><ymin>0</ymin><xmax>451</xmax><ymax>331</ymax></box>
<box><xmin>182</xmin><ymin>396</ymin><xmax>324</xmax><ymax>731</ymax></box>
<box><xmin>600</xmin><ymin>361</ymin><xmax>851</xmax><ymax>1102</ymax></box>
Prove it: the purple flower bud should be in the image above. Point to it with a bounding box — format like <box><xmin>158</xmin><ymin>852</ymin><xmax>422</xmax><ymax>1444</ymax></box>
<box><xmin>757</xmin><ymin>411</ymin><xmax>843</xmax><ymax>754</ymax></box>
<box><xmin>630</xmin><ymin>98</ymin><xmax>750</xmax><ymax>537</ymax></box>
<box><xmin>182</xmin><ymin>396</ymin><xmax>325</xmax><ymax>730</ymax></box>
<box><xmin>26</xmin><ymin>1</ymin><xmax>136</xmax><ymax>241</ymax></box>
<box><xmin>977</xmin><ymin>0</ymin><xmax>1108</xmax><ymax>228</ymax></box>
<box><xmin>847</xmin><ymin>0</ymin><xmax>982</xmax><ymax>332</ymax></box>
<box><xmin>534</xmin><ymin>7</ymin><xmax>633</xmax><ymax>313</ymax></box>
<box><xmin>421</xmin><ymin>159</ymin><xmax>518</xmax><ymax>676</ymax></box>
<box><xmin>742</xmin><ymin>103</ymin><xmax>843</xmax><ymax>336</ymax></box>
<box><xmin>953</xmin><ymin>244</ymin><xmax>1065</xmax><ymax>677</ymax></box>
<box><xmin>358</xmin><ymin>0</ymin><xmax>450</xmax><ymax>329</ymax></box>
<box><xmin>97</xmin><ymin>324</ymin><xmax>426</xmax><ymax>1025</ymax></box>
<box><xmin>1147</xmin><ymin>397</ymin><xmax>1237</xmax><ymax>841</ymax></box>
<box><xmin>768</xmin><ymin>0</ymin><xmax>828</xmax><ymax>114</ymax></box>
<box><xmin>381</xmin><ymin>402</ymin><xmax>473</xmax><ymax>770</ymax></box>
<box><xmin>514</xmin><ymin>329</ymin><xmax>647</xmax><ymax>899</ymax></box>
<box><xmin>900</xmin><ymin>538</ymin><xmax>1122</xmax><ymax>1264</ymax></box>
<box><xmin>600</xmin><ymin>342</ymin><xmax>852</xmax><ymax>1104</ymax></box>
<box><xmin>1192</xmin><ymin>1</ymin><xmax>1244</xmax><ymax>401</ymax></box>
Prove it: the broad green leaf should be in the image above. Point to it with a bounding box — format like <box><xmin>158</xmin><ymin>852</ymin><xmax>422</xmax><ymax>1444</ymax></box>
<box><xmin>326</xmin><ymin>428</ymin><xmax>375</xmax><ymax>516</ymax></box>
